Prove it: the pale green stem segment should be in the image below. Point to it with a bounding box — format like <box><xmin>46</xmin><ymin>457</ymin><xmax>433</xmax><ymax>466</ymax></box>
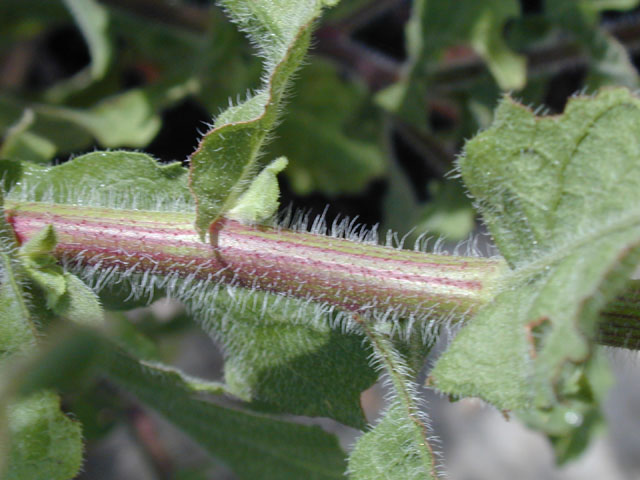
<box><xmin>3</xmin><ymin>200</ymin><xmax>640</xmax><ymax>346</ymax></box>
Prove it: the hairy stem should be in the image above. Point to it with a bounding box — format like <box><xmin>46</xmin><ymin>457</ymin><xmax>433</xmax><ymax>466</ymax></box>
<box><xmin>4</xmin><ymin>200</ymin><xmax>640</xmax><ymax>347</ymax></box>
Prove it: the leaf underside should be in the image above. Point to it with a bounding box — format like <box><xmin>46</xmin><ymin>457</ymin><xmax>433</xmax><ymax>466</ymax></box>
<box><xmin>206</xmin><ymin>289</ymin><xmax>377</xmax><ymax>430</ymax></box>
<box><xmin>431</xmin><ymin>87</ymin><xmax>640</xmax><ymax>460</ymax></box>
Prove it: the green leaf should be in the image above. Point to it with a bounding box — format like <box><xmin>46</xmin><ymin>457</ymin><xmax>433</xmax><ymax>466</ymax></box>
<box><xmin>0</xmin><ymin>84</ymin><xmax>196</xmax><ymax>154</ymax></box>
<box><xmin>228</xmin><ymin>156</ymin><xmax>288</xmax><ymax>223</ymax></box>
<box><xmin>349</xmin><ymin>327</ymin><xmax>437</xmax><ymax>479</ymax></box>
<box><xmin>0</xmin><ymin>201</ymin><xmax>83</xmax><ymax>480</ymax></box>
<box><xmin>18</xmin><ymin>226</ymin><xmax>66</xmax><ymax>310</ymax></box>
<box><xmin>0</xmin><ymin>253</ymin><xmax>35</xmax><ymax>359</ymax></box>
<box><xmin>0</xmin><ymin>110</ymin><xmax>55</xmax><ymax>164</ymax></box>
<box><xmin>3</xmin><ymin>391</ymin><xmax>83</xmax><ymax>480</ymax></box>
<box><xmin>37</xmin><ymin>89</ymin><xmax>162</xmax><ymax>148</ymax></box>
<box><xmin>207</xmin><ymin>289</ymin><xmax>377</xmax><ymax>429</ymax></box>
<box><xmin>0</xmin><ymin>160</ymin><xmax>22</xmax><ymax>192</ymax></box>
<box><xmin>189</xmin><ymin>0</ymin><xmax>337</xmax><ymax>237</ymax></box>
<box><xmin>586</xmin><ymin>0</ymin><xmax>640</xmax><ymax>7</ymax></box>
<box><xmin>268</xmin><ymin>59</ymin><xmax>385</xmax><ymax>195</ymax></box>
<box><xmin>57</xmin><ymin>273</ymin><xmax>103</xmax><ymax>326</ymax></box>
<box><xmin>18</xmin><ymin>224</ymin><xmax>57</xmax><ymax>257</ymax></box>
<box><xmin>58</xmin><ymin>0</ymin><xmax>111</xmax><ymax>94</ymax></box>
<box><xmin>348</xmin><ymin>403</ymin><xmax>434</xmax><ymax>480</ymax></box>
<box><xmin>103</xmin><ymin>344</ymin><xmax>347</xmax><ymax>480</ymax></box>
<box><xmin>12</xmin><ymin>223</ymin><xmax>104</xmax><ymax>325</ymax></box>
<box><xmin>413</xmin><ymin>0</ymin><xmax>524</xmax><ymax>89</ymax></box>
<box><xmin>383</xmin><ymin>0</ymin><xmax>524</xmax><ymax>122</ymax></box>
<box><xmin>545</xmin><ymin>0</ymin><xmax>639</xmax><ymax>89</ymax></box>
<box><xmin>517</xmin><ymin>349</ymin><xmax>611</xmax><ymax>464</ymax></box>
<box><xmin>430</xmin><ymin>88</ymin><xmax>640</xmax><ymax>456</ymax></box>
<box><xmin>8</xmin><ymin>151</ymin><xmax>192</xmax><ymax>211</ymax></box>
<box><xmin>19</xmin><ymin>329</ymin><xmax>347</xmax><ymax>480</ymax></box>
<box><xmin>7</xmin><ymin>147</ymin><xmax>375</xmax><ymax>426</ymax></box>
<box><xmin>414</xmin><ymin>180</ymin><xmax>475</xmax><ymax>241</ymax></box>
<box><xmin>0</xmin><ymin>195</ymin><xmax>36</xmax><ymax>358</ymax></box>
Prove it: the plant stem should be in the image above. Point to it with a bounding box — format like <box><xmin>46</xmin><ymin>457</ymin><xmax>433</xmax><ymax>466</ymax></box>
<box><xmin>5</xmin><ymin>201</ymin><xmax>504</xmax><ymax>319</ymax></box>
<box><xmin>4</xmin><ymin>200</ymin><xmax>640</xmax><ymax>348</ymax></box>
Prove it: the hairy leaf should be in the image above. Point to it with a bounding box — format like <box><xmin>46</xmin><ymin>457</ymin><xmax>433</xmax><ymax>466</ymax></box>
<box><xmin>349</xmin><ymin>327</ymin><xmax>437</xmax><ymax>479</ymax></box>
<box><xmin>228</xmin><ymin>156</ymin><xmax>288</xmax><ymax>223</ymax></box>
<box><xmin>57</xmin><ymin>273</ymin><xmax>103</xmax><ymax>326</ymax></box>
<box><xmin>0</xmin><ymin>196</ymin><xmax>35</xmax><ymax>358</ymax></box>
<box><xmin>5</xmin><ymin>148</ymin><xmax>376</xmax><ymax>427</ymax></box>
<box><xmin>189</xmin><ymin>0</ymin><xmax>337</xmax><ymax>237</ymax></box>
<box><xmin>0</xmin><ymin>253</ymin><xmax>34</xmax><ymax>358</ymax></box>
<box><xmin>207</xmin><ymin>289</ymin><xmax>377</xmax><ymax>429</ymax></box>
<box><xmin>3</xmin><ymin>391</ymin><xmax>83</xmax><ymax>480</ymax></box>
<box><xmin>104</xmin><ymin>346</ymin><xmax>347</xmax><ymax>480</ymax></box>
<box><xmin>8</xmin><ymin>151</ymin><xmax>192</xmax><ymax>210</ymax></box>
<box><xmin>348</xmin><ymin>403</ymin><xmax>434</xmax><ymax>480</ymax></box>
<box><xmin>18</xmin><ymin>329</ymin><xmax>347</xmax><ymax>480</ymax></box>
<box><xmin>431</xmin><ymin>88</ymin><xmax>640</xmax><ymax>457</ymax></box>
<box><xmin>18</xmin><ymin>225</ymin><xmax>65</xmax><ymax>309</ymax></box>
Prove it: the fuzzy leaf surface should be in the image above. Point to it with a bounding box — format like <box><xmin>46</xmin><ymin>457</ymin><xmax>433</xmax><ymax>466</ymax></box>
<box><xmin>431</xmin><ymin>88</ymin><xmax>640</xmax><ymax>452</ymax></box>
<box><xmin>189</xmin><ymin>0</ymin><xmax>336</xmax><ymax>236</ymax></box>
<box><xmin>0</xmin><ymin>253</ymin><xmax>34</xmax><ymax>358</ymax></box>
<box><xmin>227</xmin><ymin>156</ymin><xmax>288</xmax><ymax>223</ymax></box>
<box><xmin>348</xmin><ymin>328</ymin><xmax>437</xmax><ymax>479</ymax></box>
<box><xmin>348</xmin><ymin>403</ymin><xmax>434</xmax><ymax>480</ymax></box>
<box><xmin>206</xmin><ymin>289</ymin><xmax>377</xmax><ymax>429</ymax></box>
<box><xmin>3</xmin><ymin>391</ymin><xmax>83</xmax><ymax>480</ymax></box>
<box><xmin>4</xmin><ymin>149</ymin><xmax>377</xmax><ymax>427</ymax></box>
<box><xmin>8</xmin><ymin>151</ymin><xmax>192</xmax><ymax>210</ymax></box>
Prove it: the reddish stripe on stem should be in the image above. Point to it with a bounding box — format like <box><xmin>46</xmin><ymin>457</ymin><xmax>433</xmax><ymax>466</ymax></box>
<box><xmin>6</xmin><ymin>201</ymin><xmax>505</xmax><ymax>318</ymax></box>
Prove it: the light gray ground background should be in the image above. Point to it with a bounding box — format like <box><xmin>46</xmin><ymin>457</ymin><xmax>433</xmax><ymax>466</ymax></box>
<box><xmin>77</xmin><ymin>310</ymin><xmax>640</xmax><ymax>480</ymax></box>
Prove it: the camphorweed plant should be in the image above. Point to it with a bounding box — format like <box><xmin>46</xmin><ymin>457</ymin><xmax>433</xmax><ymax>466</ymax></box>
<box><xmin>2</xmin><ymin>1</ymin><xmax>640</xmax><ymax>479</ymax></box>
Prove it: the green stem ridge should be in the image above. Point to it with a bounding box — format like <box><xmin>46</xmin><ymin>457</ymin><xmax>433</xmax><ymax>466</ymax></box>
<box><xmin>4</xmin><ymin>200</ymin><xmax>640</xmax><ymax>347</ymax></box>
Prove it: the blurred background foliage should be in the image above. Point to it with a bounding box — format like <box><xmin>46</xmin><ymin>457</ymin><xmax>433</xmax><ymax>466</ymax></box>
<box><xmin>3</xmin><ymin>1</ymin><xmax>640</xmax><ymax>478</ymax></box>
<box><xmin>3</xmin><ymin>0</ymin><xmax>640</xmax><ymax>241</ymax></box>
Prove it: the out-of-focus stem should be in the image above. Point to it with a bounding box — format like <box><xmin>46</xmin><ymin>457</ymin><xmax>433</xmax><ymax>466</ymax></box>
<box><xmin>4</xmin><ymin>200</ymin><xmax>640</xmax><ymax>348</ymax></box>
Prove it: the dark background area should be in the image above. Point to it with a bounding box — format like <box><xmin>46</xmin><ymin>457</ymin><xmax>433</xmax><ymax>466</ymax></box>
<box><xmin>22</xmin><ymin>0</ymin><xmax>640</xmax><ymax>231</ymax></box>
